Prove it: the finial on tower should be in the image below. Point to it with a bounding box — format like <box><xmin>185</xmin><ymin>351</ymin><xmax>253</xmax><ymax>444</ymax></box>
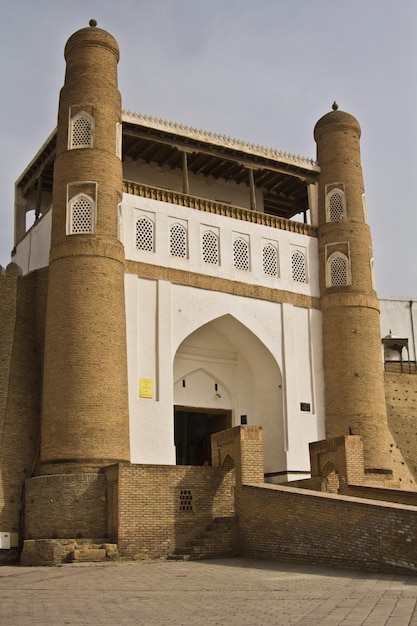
<box><xmin>332</xmin><ymin>101</ymin><xmax>339</xmax><ymax>111</ymax></box>
<box><xmin>89</xmin><ymin>19</ymin><xmax>97</xmax><ymax>27</ymax></box>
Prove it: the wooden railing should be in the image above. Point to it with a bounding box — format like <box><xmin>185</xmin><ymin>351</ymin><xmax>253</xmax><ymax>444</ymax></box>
<box><xmin>384</xmin><ymin>361</ymin><xmax>417</xmax><ymax>374</ymax></box>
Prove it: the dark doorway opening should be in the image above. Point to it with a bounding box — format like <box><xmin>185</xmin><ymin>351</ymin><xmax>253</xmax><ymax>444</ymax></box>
<box><xmin>174</xmin><ymin>407</ymin><xmax>232</xmax><ymax>466</ymax></box>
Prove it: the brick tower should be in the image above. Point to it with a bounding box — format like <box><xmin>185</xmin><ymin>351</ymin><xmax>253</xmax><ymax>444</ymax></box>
<box><xmin>314</xmin><ymin>104</ymin><xmax>393</xmax><ymax>474</ymax></box>
<box><xmin>40</xmin><ymin>20</ymin><xmax>129</xmax><ymax>474</ymax></box>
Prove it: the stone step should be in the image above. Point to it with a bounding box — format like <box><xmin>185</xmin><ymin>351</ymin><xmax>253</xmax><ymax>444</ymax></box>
<box><xmin>71</xmin><ymin>548</ymin><xmax>107</xmax><ymax>562</ymax></box>
<box><xmin>166</xmin><ymin>554</ymin><xmax>192</xmax><ymax>561</ymax></box>
<box><xmin>169</xmin><ymin>516</ymin><xmax>237</xmax><ymax>560</ymax></box>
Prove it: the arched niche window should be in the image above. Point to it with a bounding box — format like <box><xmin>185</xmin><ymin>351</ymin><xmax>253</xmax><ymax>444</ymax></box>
<box><xmin>326</xmin><ymin>188</ymin><xmax>346</xmax><ymax>222</ymax></box>
<box><xmin>67</xmin><ymin>193</ymin><xmax>95</xmax><ymax>234</ymax></box>
<box><xmin>69</xmin><ymin>111</ymin><xmax>94</xmax><ymax>149</ymax></box>
<box><xmin>136</xmin><ymin>216</ymin><xmax>154</xmax><ymax>252</ymax></box>
<box><xmin>362</xmin><ymin>193</ymin><xmax>368</xmax><ymax>223</ymax></box>
<box><xmin>262</xmin><ymin>243</ymin><xmax>279</xmax><ymax>277</ymax></box>
<box><xmin>233</xmin><ymin>237</ymin><xmax>250</xmax><ymax>271</ymax></box>
<box><xmin>291</xmin><ymin>250</ymin><xmax>307</xmax><ymax>283</ymax></box>
<box><xmin>326</xmin><ymin>252</ymin><xmax>351</xmax><ymax>287</ymax></box>
<box><xmin>202</xmin><ymin>230</ymin><xmax>219</xmax><ymax>265</ymax></box>
<box><xmin>170</xmin><ymin>223</ymin><xmax>187</xmax><ymax>258</ymax></box>
<box><xmin>116</xmin><ymin>121</ymin><xmax>122</xmax><ymax>159</ymax></box>
<box><xmin>370</xmin><ymin>257</ymin><xmax>376</xmax><ymax>291</ymax></box>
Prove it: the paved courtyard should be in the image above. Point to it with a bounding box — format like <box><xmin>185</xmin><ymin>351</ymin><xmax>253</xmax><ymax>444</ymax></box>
<box><xmin>0</xmin><ymin>558</ymin><xmax>416</xmax><ymax>625</ymax></box>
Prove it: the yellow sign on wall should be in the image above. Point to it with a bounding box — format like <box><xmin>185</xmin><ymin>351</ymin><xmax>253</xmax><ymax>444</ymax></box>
<box><xmin>139</xmin><ymin>378</ymin><xmax>153</xmax><ymax>398</ymax></box>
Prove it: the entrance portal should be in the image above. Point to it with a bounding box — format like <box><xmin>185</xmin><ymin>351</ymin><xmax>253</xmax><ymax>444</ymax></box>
<box><xmin>174</xmin><ymin>407</ymin><xmax>231</xmax><ymax>466</ymax></box>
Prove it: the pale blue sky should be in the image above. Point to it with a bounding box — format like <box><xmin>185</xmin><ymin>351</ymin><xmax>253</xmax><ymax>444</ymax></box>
<box><xmin>1</xmin><ymin>0</ymin><xmax>416</xmax><ymax>296</ymax></box>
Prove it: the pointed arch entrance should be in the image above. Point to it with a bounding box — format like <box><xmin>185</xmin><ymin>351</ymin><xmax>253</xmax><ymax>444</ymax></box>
<box><xmin>173</xmin><ymin>315</ymin><xmax>285</xmax><ymax>473</ymax></box>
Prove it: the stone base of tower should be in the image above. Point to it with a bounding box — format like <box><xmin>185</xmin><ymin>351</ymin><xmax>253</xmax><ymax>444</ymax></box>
<box><xmin>20</xmin><ymin>538</ymin><xmax>118</xmax><ymax>567</ymax></box>
<box><xmin>21</xmin><ymin>471</ymin><xmax>115</xmax><ymax>565</ymax></box>
<box><xmin>24</xmin><ymin>473</ymin><xmax>107</xmax><ymax>540</ymax></box>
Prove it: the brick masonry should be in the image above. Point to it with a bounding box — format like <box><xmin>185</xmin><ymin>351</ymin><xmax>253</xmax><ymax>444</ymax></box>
<box><xmin>17</xmin><ymin>426</ymin><xmax>417</xmax><ymax>571</ymax></box>
<box><xmin>386</xmin><ymin>372</ymin><xmax>417</xmax><ymax>481</ymax></box>
<box><xmin>24</xmin><ymin>473</ymin><xmax>106</xmax><ymax>539</ymax></box>
<box><xmin>40</xmin><ymin>24</ymin><xmax>130</xmax><ymax>473</ymax></box>
<box><xmin>107</xmin><ymin>463</ymin><xmax>236</xmax><ymax>559</ymax></box>
<box><xmin>237</xmin><ymin>482</ymin><xmax>417</xmax><ymax>574</ymax></box>
<box><xmin>0</xmin><ymin>265</ymin><xmax>47</xmax><ymax>534</ymax></box>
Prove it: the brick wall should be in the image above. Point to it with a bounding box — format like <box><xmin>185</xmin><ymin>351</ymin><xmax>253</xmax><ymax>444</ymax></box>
<box><xmin>309</xmin><ymin>433</ymin><xmax>416</xmax><ymax>492</ymax></box>
<box><xmin>211</xmin><ymin>425</ymin><xmax>264</xmax><ymax>485</ymax></box>
<box><xmin>111</xmin><ymin>463</ymin><xmax>235</xmax><ymax>559</ymax></box>
<box><xmin>309</xmin><ymin>435</ymin><xmax>366</xmax><ymax>489</ymax></box>
<box><xmin>341</xmin><ymin>484</ymin><xmax>417</xmax><ymax>506</ymax></box>
<box><xmin>385</xmin><ymin>372</ymin><xmax>417</xmax><ymax>482</ymax></box>
<box><xmin>0</xmin><ymin>265</ymin><xmax>47</xmax><ymax>535</ymax></box>
<box><xmin>24</xmin><ymin>474</ymin><xmax>106</xmax><ymax>539</ymax></box>
<box><xmin>237</xmin><ymin>483</ymin><xmax>417</xmax><ymax>574</ymax></box>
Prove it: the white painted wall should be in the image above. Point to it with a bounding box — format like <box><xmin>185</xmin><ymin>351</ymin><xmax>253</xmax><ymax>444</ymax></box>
<box><xmin>380</xmin><ymin>298</ymin><xmax>417</xmax><ymax>361</ymax></box>
<box><xmin>125</xmin><ymin>274</ymin><xmax>325</xmax><ymax>478</ymax></box>
<box><xmin>122</xmin><ymin>193</ymin><xmax>320</xmax><ymax>298</ymax></box>
<box><xmin>12</xmin><ymin>210</ymin><xmax>51</xmax><ymax>274</ymax></box>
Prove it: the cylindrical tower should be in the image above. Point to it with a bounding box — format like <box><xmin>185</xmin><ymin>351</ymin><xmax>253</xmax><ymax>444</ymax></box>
<box><xmin>314</xmin><ymin>104</ymin><xmax>391</xmax><ymax>471</ymax></box>
<box><xmin>40</xmin><ymin>21</ymin><xmax>129</xmax><ymax>473</ymax></box>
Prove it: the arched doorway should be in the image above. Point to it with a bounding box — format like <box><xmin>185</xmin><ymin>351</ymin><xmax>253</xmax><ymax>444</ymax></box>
<box><xmin>173</xmin><ymin>315</ymin><xmax>285</xmax><ymax>474</ymax></box>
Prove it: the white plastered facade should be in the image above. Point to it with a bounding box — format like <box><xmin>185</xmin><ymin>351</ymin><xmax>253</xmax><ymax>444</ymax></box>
<box><xmin>122</xmin><ymin>190</ymin><xmax>325</xmax><ymax>481</ymax></box>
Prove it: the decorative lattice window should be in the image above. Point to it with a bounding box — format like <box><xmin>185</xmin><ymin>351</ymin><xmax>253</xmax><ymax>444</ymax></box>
<box><xmin>170</xmin><ymin>223</ymin><xmax>187</xmax><ymax>258</ymax></box>
<box><xmin>179</xmin><ymin>489</ymin><xmax>193</xmax><ymax>512</ymax></box>
<box><xmin>202</xmin><ymin>231</ymin><xmax>219</xmax><ymax>264</ymax></box>
<box><xmin>327</xmin><ymin>189</ymin><xmax>345</xmax><ymax>221</ymax></box>
<box><xmin>136</xmin><ymin>217</ymin><xmax>154</xmax><ymax>251</ymax></box>
<box><xmin>330</xmin><ymin>255</ymin><xmax>347</xmax><ymax>286</ymax></box>
<box><xmin>233</xmin><ymin>238</ymin><xmax>249</xmax><ymax>271</ymax></box>
<box><xmin>70</xmin><ymin>113</ymin><xmax>93</xmax><ymax>149</ymax></box>
<box><xmin>262</xmin><ymin>243</ymin><xmax>278</xmax><ymax>276</ymax></box>
<box><xmin>69</xmin><ymin>195</ymin><xmax>94</xmax><ymax>234</ymax></box>
<box><xmin>291</xmin><ymin>251</ymin><xmax>306</xmax><ymax>283</ymax></box>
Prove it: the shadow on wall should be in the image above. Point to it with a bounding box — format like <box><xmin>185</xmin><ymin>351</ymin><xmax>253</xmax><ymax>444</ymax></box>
<box><xmin>173</xmin><ymin>459</ymin><xmax>237</xmax><ymax>559</ymax></box>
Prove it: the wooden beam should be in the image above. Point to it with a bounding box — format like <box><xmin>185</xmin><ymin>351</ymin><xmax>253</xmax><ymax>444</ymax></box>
<box><xmin>182</xmin><ymin>151</ymin><xmax>189</xmax><ymax>194</ymax></box>
<box><xmin>248</xmin><ymin>168</ymin><xmax>257</xmax><ymax>211</ymax></box>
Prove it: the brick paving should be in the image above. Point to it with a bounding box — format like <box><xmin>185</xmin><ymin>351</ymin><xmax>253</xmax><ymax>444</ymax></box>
<box><xmin>0</xmin><ymin>558</ymin><xmax>416</xmax><ymax>625</ymax></box>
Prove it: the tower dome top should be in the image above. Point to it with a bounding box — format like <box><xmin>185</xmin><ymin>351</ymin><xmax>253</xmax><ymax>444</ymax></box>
<box><xmin>64</xmin><ymin>21</ymin><xmax>119</xmax><ymax>62</ymax></box>
<box><xmin>314</xmin><ymin>103</ymin><xmax>361</xmax><ymax>141</ymax></box>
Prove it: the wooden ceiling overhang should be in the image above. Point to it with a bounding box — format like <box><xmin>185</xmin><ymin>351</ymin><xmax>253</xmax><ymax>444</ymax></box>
<box><xmin>123</xmin><ymin>121</ymin><xmax>320</xmax><ymax>219</ymax></box>
<box><xmin>16</xmin><ymin>130</ymin><xmax>57</xmax><ymax>198</ymax></box>
<box><xmin>17</xmin><ymin>121</ymin><xmax>320</xmax><ymax>220</ymax></box>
